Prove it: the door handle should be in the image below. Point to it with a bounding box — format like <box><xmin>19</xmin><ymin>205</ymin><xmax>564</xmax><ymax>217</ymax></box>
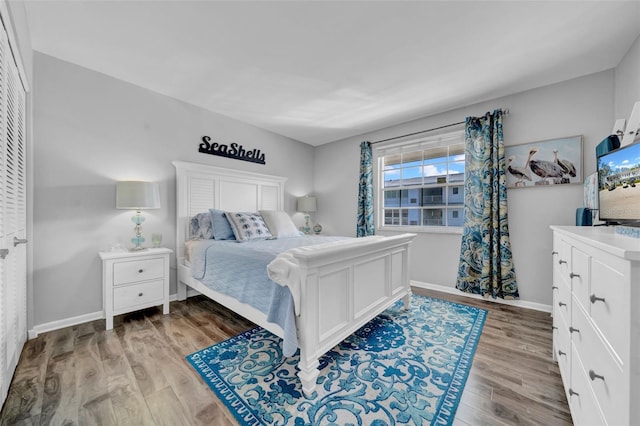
<box><xmin>0</xmin><ymin>249</ymin><xmax>8</xmax><ymax>259</ymax></box>
<box><xmin>13</xmin><ymin>237</ymin><xmax>27</xmax><ymax>247</ymax></box>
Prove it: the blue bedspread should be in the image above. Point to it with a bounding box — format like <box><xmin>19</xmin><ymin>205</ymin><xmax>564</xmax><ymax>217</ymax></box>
<box><xmin>190</xmin><ymin>235</ymin><xmax>347</xmax><ymax>357</ymax></box>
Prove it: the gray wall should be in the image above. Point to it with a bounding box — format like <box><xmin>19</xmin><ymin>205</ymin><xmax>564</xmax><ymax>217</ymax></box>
<box><xmin>32</xmin><ymin>53</ymin><xmax>315</xmax><ymax>327</ymax></box>
<box><xmin>314</xmin><ymin>70</ymin><xmax>615</xmax><ymax>307</ymax></box>
<box><xmin>615</xmin><ymin>33</ymin><xmax>640</xmax><ymax>123</ymax></box>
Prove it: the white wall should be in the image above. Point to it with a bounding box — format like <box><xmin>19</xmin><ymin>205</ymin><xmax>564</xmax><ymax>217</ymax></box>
<box><xmin>32</xmin><ymin>52</ymin><xmax>315</xmax><ymax>328</ymax></box>
<box><xmin>615</xmin><ymin>33</ymin><xmax>640</xmax><ymax>124</ymax></box>
<box><xmin>315</xmin><ymin>71</ymin><xmax>614</xmax><ymax>307</ymax></box>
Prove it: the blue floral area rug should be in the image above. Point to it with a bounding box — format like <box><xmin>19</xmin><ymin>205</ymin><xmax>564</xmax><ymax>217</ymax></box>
<box><xmin>186</xmin><ymin>295</ymin><xmax>486</xmax><ymax>426</ymax></box>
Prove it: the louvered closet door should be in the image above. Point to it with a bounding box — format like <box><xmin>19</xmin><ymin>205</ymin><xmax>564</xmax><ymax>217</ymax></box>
<box><xmin>0</xmin><ymin>17</ymin><xmax>27</xmax><ymax>406</ymax></box>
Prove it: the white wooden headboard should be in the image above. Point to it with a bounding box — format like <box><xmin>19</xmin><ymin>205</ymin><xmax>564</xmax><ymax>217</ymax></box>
<box><xmin>172</xmin><ymin>161</ymin><xmax>287</xmax><ymax>259</ymax></box>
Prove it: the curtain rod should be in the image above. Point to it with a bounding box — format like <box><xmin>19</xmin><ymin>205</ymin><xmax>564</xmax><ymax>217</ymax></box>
<box><xmin>370</xmin><ymin>108</ymin><xmax>510</xmax><ymax>145</ymax></box>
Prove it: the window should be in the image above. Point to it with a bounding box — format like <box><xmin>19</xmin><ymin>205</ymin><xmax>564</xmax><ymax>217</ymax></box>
<box><xmin>376</xmin><ymin>130</ymin><xmax>465</xmax><ymax>230</ymax></box>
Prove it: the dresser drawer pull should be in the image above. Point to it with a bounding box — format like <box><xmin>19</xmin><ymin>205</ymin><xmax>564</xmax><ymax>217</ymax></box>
<box><xmin>568</xmin><ymin>388</ymin><xmax>579</xmax><ymax>397</ymax></box>
<box><xmin>138</xmin><ymin>292</ymin><xmax>143</xmax><ymax>297</ymax></box>
<box><xmin>569</xmin><ymin>272</ymin><xmax>580</xmax><ymax>279</ymax></box>
<box><xmin>558</xmin><ymin>259</ymin><xmax>567</xmax><ymax>265</ymax></box>
<box><xmin>552</xmin><ymin>251</ymin><xmax>558</xmax><ymax>255</ymax></box>
<box><xmin>558</xmin><ymin>350</ymin><xmax>567</xmax><ymax>357</ymax></box>
<box><xmin>138</xmin><ymin>269</ymin><xmax>144</xmax><ymax>273</ymax></box>
<box><xmin>552</xmin><ymin>286</ymin><xmax>558</xmax><ymax>290</ymax></box>
<box><xmin>569</xmin><ymin>326</ymin><xmax>580</xmax><ymax>333</ymax></box>
<box><xmin>552</xmin><ymin>326</ymin><xmax>558</xmax><ymax>330</ymax></box>
<box><xmin>589</xmin><ymin>370</ymin><xmax>605</xmax><ymax>381</ymax></box>
<box><xmin>558</xmin><ymin>301</ymin><xmax>567</xmax><ymax>307</ymax></box>
<box><xmin>590</xmin><ymin>294</ymin><xmax>606</xmax><ymax>304</ymax></box>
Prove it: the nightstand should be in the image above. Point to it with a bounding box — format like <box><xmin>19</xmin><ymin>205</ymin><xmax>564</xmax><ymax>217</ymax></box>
<box><xmin>99</xmin><ymin>247</ymin><xmax>172</xmax><ymax>330</ymax></box>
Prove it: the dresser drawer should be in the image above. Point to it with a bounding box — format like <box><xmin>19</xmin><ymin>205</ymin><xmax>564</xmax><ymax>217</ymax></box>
<box><xmin>572</xmin><ymin>296</ymin><xmax>626</xmax><ymax>426</ymax></box>
<box><xmin>569</xmin><ymin>346</ymin><xmax>606</xmax><ymax>426</ymax></box>
<box><xmin>113</xmin><ymin>257</ymin><xmax>164</xmax><ymax>285</ymax></box>
<box><xmin>113</xmin><ymin>280</ymin><xmax>164</xmax><ymax>311</ymax></box>
<box><xmin>570</xmin><ymin>246</ymin><xmax>590</xmax><ymax>311</ymax></box>
<box><xmin>558</xmin><ymin>238</ymin><xmax>572</xmax><ymax>288</ymax></box>
<box><xmin>590</xmin><ymin>256</ymin><xmax>628</xmax><ymax>361</ymax></box>
<box><xmin>555</xmin><ymin>277</ymin><xmax>571</xmax><ymax>328</ymax></box>
<box><xmin>555</xmin><ymin>311</ymin><xmax>571</xmax><ymax>383</ymax></box>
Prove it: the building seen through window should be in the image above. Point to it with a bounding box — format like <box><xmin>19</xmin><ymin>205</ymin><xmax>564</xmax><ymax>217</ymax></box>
<box><xmin>378</xmin><ymin>134</ymin><xmax>465</xmax><ymax>229</ymax></box>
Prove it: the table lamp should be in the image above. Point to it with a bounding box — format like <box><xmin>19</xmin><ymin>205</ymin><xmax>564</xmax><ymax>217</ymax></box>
<box><xmin>116</xmin><ymin>181</ymin><xmax>160</xmax><ymax>251</ymax></box>
<box><xmin>297</xmin><ymin>196</ymin><xmax>317</xmax><ymax>235</ymax></box>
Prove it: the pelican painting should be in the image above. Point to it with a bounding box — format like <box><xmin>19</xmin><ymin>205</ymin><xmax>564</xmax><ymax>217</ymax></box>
<box><xmin>527</xmin><ymin>147</ymin><xmax>565</xmax><ymax>184</ymax></box>
<box><xmin>553</xmin><ymin>149</ymin><xmax>577</xmax><ymax>177</ymax></box>
<box><xmin>504</xmin><ymin>136</ymin><xmax>582</xmax><ymax>188</ymax></box>
<box><xmin>507</xmin><ymin>155</ymin><xmax>531</xmax><ymax>187</ymax></box>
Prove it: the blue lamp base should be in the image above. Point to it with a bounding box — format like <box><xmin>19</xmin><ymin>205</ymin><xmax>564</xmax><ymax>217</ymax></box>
<box><xmin>303</xmin><ymin>213</ymin><xmax>311</xmax><ymax>234</ymax></box>
<box><xmin>130</xmin><ymin>211</ymin><xmax>147</xmax><ymax>251</ymax></box>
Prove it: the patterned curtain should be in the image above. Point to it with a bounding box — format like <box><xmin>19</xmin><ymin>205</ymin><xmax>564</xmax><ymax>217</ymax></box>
<box><xmin>456</xmin><ymin>110</ymin><xmax>519</xmax><ymax>299</ymax></box>
<box><xmin>356</xmin><ymin>141</ymin><xmax>375</xmax><ymax>237</ymax></box>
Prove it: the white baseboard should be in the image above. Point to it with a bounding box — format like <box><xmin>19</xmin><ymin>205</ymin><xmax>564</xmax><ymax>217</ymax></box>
<box><xmin>30</xmin><ymin>284</ymin><xmax>549</xmax><ymax>339</ymax></box>
<box><xmin>411</xmin><ymin>280</ymin><xmax>552</xmax><ymax>313</ymax></box>
<box><xmin>30</xmin><ymin>291</ymin><xmax>203</xmax><ymax>339</ymax></box>
<box><xmin>29</xmin><ymin>310</ymin><xmax>104</xmax><ymax>339</ymax></box>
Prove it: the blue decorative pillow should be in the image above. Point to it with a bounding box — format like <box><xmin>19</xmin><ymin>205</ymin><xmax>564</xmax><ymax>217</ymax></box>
<box><xmin>190</xmin><ymin>212</ymin><xmax>213</xmax><ymax>239</ymax></box>
<box><xmin>225</xmin><ymin>212</ymin><xmax>273</xmax><ymax>242</ymax></box>
<box><xmin>209</xmin><ymin>209</ymin><xmax>236</xmax><ymax>240</ymax></box>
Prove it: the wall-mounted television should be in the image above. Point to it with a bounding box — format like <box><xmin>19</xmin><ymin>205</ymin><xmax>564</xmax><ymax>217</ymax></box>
<box><xmin>597</xmin><ymin>140</ymin><xmax>640</xmax><ymax>225</ymax></box>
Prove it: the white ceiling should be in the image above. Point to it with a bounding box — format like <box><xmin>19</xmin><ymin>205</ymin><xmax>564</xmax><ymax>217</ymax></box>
<box><xmin>21</xmin><ymin>1</ymin><xmax>640</xmax><ymax>146</ymax></box>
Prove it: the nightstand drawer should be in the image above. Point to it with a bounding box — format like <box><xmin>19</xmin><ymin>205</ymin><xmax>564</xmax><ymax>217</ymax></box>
<box><xmin>113</xmin><ymin>280</ymin><xmax>164</xmax><ymax>311</ymax></box>
<box><xmin>113</xmin><ymin>257</ymin><xmax>164</xmax><ymax>285</ymax></box>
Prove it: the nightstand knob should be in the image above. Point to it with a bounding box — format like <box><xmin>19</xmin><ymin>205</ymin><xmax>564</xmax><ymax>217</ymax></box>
<box><xmin>138</xmin><ymin>292</ymin><xmax>143</xmax><ymax>297</ymax></box>
<box><xmin>138</xmin><ymin>269</ymin><xmax>144</xmax><ymax>273</ymax></box>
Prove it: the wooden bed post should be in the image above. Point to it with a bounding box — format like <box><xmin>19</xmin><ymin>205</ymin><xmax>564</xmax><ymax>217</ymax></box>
<box><xmin>403</xmin><ymin>293</ymin><xmax>411</xmax><ymax>310</ymax></box>
<box><xmin>403</xmin><ymin>242</ymin><xmax>412</xmax><ymax>309</ymax></box>
<box><xmin>298</xmin><ymin>354</ymin><xmax>320</xmax><ymax>399</ymax></box>
<box><xmin>177</xmin><ymin>281</ymin><xmax>187</xmax><ymax>301</ymax></box>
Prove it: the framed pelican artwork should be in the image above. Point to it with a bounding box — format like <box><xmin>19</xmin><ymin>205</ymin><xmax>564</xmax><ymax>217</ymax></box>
<box><xmin>504</xmin><ymin>135</ymin><xmax>583</xmax><ymax>189</ymax></box>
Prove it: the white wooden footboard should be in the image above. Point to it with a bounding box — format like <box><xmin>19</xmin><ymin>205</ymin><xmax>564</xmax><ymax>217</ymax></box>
<box><xmin>292</xmin><ymin>233</ymin><xmax>415</xmax><ymax>397</ymax></box>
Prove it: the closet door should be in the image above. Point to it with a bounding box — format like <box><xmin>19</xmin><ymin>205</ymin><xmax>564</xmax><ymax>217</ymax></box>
<box><xmin>0</xmin><ymin>16</ymin><xmax>27</xmax><ymax>406</ymax></box>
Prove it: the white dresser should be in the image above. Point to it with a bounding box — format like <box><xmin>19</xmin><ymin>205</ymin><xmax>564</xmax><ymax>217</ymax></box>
<box><xmin>99</xmin><ymin>248</ymin><xmax>172</xmax><ymax>330</ymax></box>
<box><xmin>550</xmin><ymin>226</ymin><xmax>640</xmax><ymax>426</ymax></box>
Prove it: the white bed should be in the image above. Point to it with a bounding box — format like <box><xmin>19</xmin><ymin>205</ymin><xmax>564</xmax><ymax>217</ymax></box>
<box><xmin>173</xmin><ymin>160</ymin><xmax>415</xmax><ymax>397</ymax></box>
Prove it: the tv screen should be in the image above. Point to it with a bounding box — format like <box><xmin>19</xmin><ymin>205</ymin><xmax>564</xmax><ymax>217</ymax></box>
<box><xmin>597</xmin><ymin>140</ymin><xmax>640</xmax><ymax>223</ymax></box>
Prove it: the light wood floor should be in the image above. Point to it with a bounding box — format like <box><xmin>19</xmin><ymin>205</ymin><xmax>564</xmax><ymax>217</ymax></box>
<box><xmin>0</xmin><ymin>288</ymin><xmax>572</xmax><ymax>425</ymax></box>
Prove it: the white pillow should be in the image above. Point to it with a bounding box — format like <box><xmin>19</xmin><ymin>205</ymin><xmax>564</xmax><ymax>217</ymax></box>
<box><xmin>259</xmin><ymin>210</ymin><xmax>301</xmax><ymax>238</ymax></box>
<box><xmin>225</xmin><ymin>212</ymin><xmax>273</xmax><ymax>242</ymax></box>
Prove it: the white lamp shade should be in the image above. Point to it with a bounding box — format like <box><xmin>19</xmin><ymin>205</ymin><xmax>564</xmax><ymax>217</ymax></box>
<box><xmin>116</xmin><ymin>181</ymin><xmax>160</xmax><ymax>210</ymax></box>
<box><xmin>297</xmin><ymin>196</ymin><xmax>317</xmax><ymax>213</ymax></box>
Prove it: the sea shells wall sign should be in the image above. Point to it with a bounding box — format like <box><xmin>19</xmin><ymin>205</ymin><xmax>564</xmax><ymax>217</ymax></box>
<box><xmin>198</xmin><ymin>136</ymin><xmax>266</xmax><ymax>165</ymax></box>
<box><xmin>505</xmin><ymin>135</ymin><xmax>583</xmax><ymax>188</ymax></box>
